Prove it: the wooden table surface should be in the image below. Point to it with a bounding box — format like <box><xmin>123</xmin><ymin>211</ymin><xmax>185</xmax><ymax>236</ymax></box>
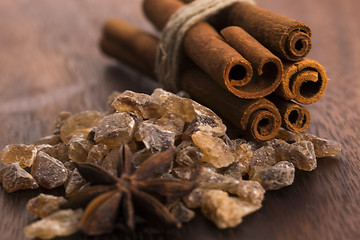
<box><xmin>0</xmin><ymin>0</ymin><xmax>359</xmax><ymax>239</ymax></box>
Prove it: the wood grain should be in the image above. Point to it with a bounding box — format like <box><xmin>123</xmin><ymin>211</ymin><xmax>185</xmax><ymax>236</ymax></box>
<box><xmin>0</xmin><ymin>0</ymin><xmax>359</xmax><ymax>239</ymax></box>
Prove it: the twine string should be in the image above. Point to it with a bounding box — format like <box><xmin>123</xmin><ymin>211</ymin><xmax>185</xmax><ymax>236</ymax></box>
<box><xmin>155</xmin><ymin>0</ymin><xmax>255</xmax><ymax>92</ymax></box>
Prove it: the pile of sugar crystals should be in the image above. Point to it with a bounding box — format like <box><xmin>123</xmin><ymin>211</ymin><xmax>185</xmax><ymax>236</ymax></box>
<box><xmin>0</xmin><ymin>88</ymin><xmax>341</xmax><ymax>238</ymax></box>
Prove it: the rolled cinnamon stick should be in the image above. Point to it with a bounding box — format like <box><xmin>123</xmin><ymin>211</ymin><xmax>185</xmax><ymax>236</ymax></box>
<box><xmin>100</xmin><ymin>19</ymin><xmax>281</xmax><ymax>141</ymax></box>
<box><xmin>217</xmin><ymin>2</ymin><xmax>312</xmax><ymax>61</ymax></box>
<box><xmin>220</xmin><ymin>26</ymin><xmax>283</xmax><ymax>99</ymax></box>
<box><xmin>267</xmin><ymin>96</ymin><xmax>311</xmax><ymax>133</ymax></box>
<box><xmin>101</xmin><ymin>18</ymin><xmax>159</xmax><ymax>79</ymax></box>
<box><xmin>276</xmin><ymin>59</ymin><xmax>328</xmax><ymax>104</ymax></box>
<box><xmin>143</xmin><ymin>0</ymin><xmax>253</xmax><ymax>97</ymax></box>
<box><xmin>181</xmin><ymin>63</ymin><xmax>281</xmax><ymax>140</ymax></box>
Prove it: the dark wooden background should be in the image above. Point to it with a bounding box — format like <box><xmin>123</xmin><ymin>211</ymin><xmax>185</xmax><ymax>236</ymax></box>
<box><xmin>0</xmin><ymin>0</ymin><xmax>359</xmax><ymax>239</ymax></box>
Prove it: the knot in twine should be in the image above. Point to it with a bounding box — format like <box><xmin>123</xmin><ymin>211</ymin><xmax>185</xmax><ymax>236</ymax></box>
<box><xmin>155</xmin><ymin>0</ymin><xmax>255</xmax><ymax>92</ymax></box>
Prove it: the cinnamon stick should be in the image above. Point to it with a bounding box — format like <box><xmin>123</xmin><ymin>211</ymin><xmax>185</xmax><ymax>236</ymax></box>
<box><xmin>143</xmin><ymin>0</ymin><xmax>253</xmax><ymax>97</ymax></box>
<box><xmin>217</xmin><ymin>2</ymin><xmax>312</xmax><ymax>61</ymax></box>
<box><xmin>181</xmin><ymin>63</ymin><xmax>281</xmax><ymax>141</ymax></box>
<box><xmin>101</xmin><ymin>18</ymin><xmax>158</xmax><ymax>78</ymax></box>
<box><xmin>220</xmin><ymin>26</ymin><xmax>283</xmax><ymax>99</ymax></box>
<box><xmin>267</xmin><ymin>96</ymin><xmax>311</xmax><ymax>133</ymax></box>
<box><xmin>100</xmin><ymin>19</ymin><xmax>281</xmax><ymax>141</ymax></box>
<box><xmin>276</xmin><ymin>59</ymin><xmax>328</xmax><ymax>104</ymax></box>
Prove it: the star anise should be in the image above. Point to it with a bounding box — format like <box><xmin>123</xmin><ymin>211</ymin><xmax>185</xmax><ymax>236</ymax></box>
<box><xmin>61</xmin><ymin>143</ymin><xmax>195</xmax><ymax>236</ymax></box>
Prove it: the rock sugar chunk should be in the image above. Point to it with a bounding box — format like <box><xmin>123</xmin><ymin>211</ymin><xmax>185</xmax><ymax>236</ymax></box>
<box><xmin>86</xmin><ymin>144</ymin><xmax>108</xmax><ymax>165</ymax></box>
<box><xmin>183</xmin><ymin>188</ymin><xmax>211</xmax><ymax>209</ymax></box>
<box><xmin>151</xmin><ymin>89</ymin><xmax>226</xmax><ymax>135</ymax></box>
<box><xmin>55</xmin><ymin>111</ymin><xmax>72</xmax><ymax>129</ymax></box>
<box><xmin>268</xmin><ymin>139</ymin><xmax>317</xmax><ymax>171</ymax></box>
<box><xmin>251</xmin><ymin>161</ymin><xmax>295</xmax><ymax>190</ymax></box>
<box><xmin>197</xmin><ymin>167</ymin><xmax>264</xmax><ymax>205</ymax></box>
<box><xmin>24</xmin><ymin>209</ymin><xmax>83</xmax><ymax>239</ymax></box>
<box><xmin>136</xmin><ymin>121</ymin><xmax>175</xmax><ymax>152</ymax></box>
<box><xmin>37</xmin><ymin>143</ymin><xmax>69</xmax><ymax>163</ymax></box>
<box><xmin>191</xmin><ymin>102</ymin><xmax>227</xmax><ymax>135</ymax></box>
<box><xmin>26</xmin><ymin>194</ymin><xmax>67</xmax><ymax>218</ymax></box>
<box><xmin>68</xmin><ymin>135</ymin><xmax>94</xmax><ymax>162</ymax></box>
<box><xmin>302</xmin><ymin>134</ymin><xmax>342</xmax><ymax>158</ymax></box>
<box><xmin>60</xmin><ymin>110</ymin><xmax>102</xmax><ymax>144</ymax></box>
<box><xmin>0</xmin><ymin>163</ymin><xmax>39</xmax><ymax>193</ymax></box>
<box><xmin>276</xmin><ymin>129</ymin><xmax>342</xmax><ymax>158</ymax></box>
<box><xmin>92</xmin><ymin>112</ymin><xmax>136</xmax><ymax>148</ymax></box>
<box><xmin>0</xmin><ymin>144</ymin><xmax>37</xmax><ymax>168</ymax></box>
<box><xmin>290</xmin><ymin>141</ymin><xmax>317</xmax><ymax>170</ymax></box>
<box><xmin>182</xmin><ymin>115</ymin><xmax>227</xmax><ymax>139</ymax></box>
<box><xmin>155</xmin><ymin>113</ymin><xmax>185</xmax><ymax>139</ymax></box>
<box><xmin>227</xmin><ymin>180</ymin><xmax>265</xmax><ymax>206</ymax></box>
<box><xmin>249</xmin><ymin>145</ymin><xmax>277</xmax><ymax>169</ymax></box>
<box><xmin>31</xmin><ymin>152</ymin><xmax>68</xmax><ymax>189</ymax></box>
<box><xmin>192</xmin><ymin>131</ymin><xmax>236</xmax><ymax>168</ymax></box>
<box><xmin>175</xmin><ymin>141</ymin><xmax>203</xmax><ymax>167</ymax></box>
<box><xmin>197</xmin><ymin>167</ymin><xmax>239</xmax><ymax>189</ymax></box>
<box><xmin>151</xmin><ymin>88</ymin><xmax>197</xmax><ymax>122</ymax></box>
<box><xmin>201</xmin><ymin>189</ymin><xmax>261</xmax><ymax>229</ymax></box>
<box><xmin>219</xmin><ymin>161</ymin><xmax>243</xmax><ymax>180</ymax></box>
<box><xmin>232</xmin><ymin>141</ymin><xmax>253</xmax><ymax>174</ymax></box>
<box><xmin>111</xmin><ymin>90</ymin><xmax>160</xmax><ymax>119</ymax></box>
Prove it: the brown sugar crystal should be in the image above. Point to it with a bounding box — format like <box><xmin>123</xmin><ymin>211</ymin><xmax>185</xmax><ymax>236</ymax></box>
<box><xmin>155</xmin><ymin>112</ymin><xmax>185</xmax><ymax>139</ymax></box>
<box><xmin>26</xmin><ymin>194</ymin><xmax>67</xmax><ymax>218</ymax></box>
<box><xmin>191</xmin><ymin>131</ymin><xmax>236</xmax><ymax>168</ymax></box>
<box><xmin>37</xmin><ymin>143</ymin><xmax>69</xmax><ymax>163</ymax></box>
<box><xmin>60</xmin><ymin>110</ymin><xmax>102</xmax><ymax>144</ymax></box>
<box><xmin>111</xmin><ymin>90</ymin><xmax>160</xmax><ymax>119</ymax></box>
<box><xmin>24</xmin><ymin>209</ymin><xmax>83</xmax><ymax>239</ymax></box>
<box><xmin>136</xmin><ymin>121</ymin><xmax>176</xmax><ymax>153</ymax></box>
<box><xmin>86</xmin><ymin>144</ymin><xmax>108</xmax><ymax>165</ymax></box>
<box><xmin>275</xmin><ymin>129</ymin><xmax>342</xmax><ymax>158</ymax></box>
<box><xmin>92</xmin><ymin>112</ymin><xmax>136</xmax><ymax>148</ymax></box>
<box><xmin>0</xmin><ymin>163</ymin><xmax>39</xmax><ymax>193</ymax></box>
<box><xmin>250</xmin><ymin>161</ymin><xmax>295</xmax><ymax>190</ymax></box>
<box><xmin>0</xmin><ymin>144</ymin><xmax>37</xmax><ymax>168</ymax></box>
<box><xmin>68</xmin><ymin>135</ymin><xmax>94</xmax><ymax>162</ymax></box>
<box><xmin>31</xmin><ymin>152</ymin><xmax>68</xmax><ymax>189</ymax></box>
<box><xmin>201</xmin><ymin>189</ymin><xmax>261</xmax><ymax>229</ymax></box>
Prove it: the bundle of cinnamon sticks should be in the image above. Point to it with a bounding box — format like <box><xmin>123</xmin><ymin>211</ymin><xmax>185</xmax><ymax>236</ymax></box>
<box><xmin>100</xmin><ymin>0</ymin><xmax>328</xmax><ymax>141</ymax></box>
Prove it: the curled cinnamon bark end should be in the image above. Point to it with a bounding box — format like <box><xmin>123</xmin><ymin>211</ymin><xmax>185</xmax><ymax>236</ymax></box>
<box><xmin>282</xmin><ymin>104</ymin><xmax>311</xmax><ymax>133</ymax></box>
<box><xmin>183</xmin><ymin>22</ymin><xmax>253</xmax><ymax>97</ymax></box>
<box><xmin>223</xmin><ymin>2</ymin><xmax>312</xmax><ymax>61</ymax></box>
<box><xmin>268</xmin><ymin>97</ymin><xmax>311</xmax><ymax>133</ymax></box>
<box><xmin>241</xmin><ymin>99</ymin><xmax>281</xmax><ymax>141</ymax></box>
<box><xmin>285</xmin><ymin>27</ymin><xmax>311</xmax><ymax>60</ymax></box>
<box><xmin>221</xmin><ymin>26</ymin><xmax>283</xmax><ymax>99</ymax></box>
<box><xmin>226</xmin><ymin>62</ymin><xmax>252</xmax><ymax>87</ymax></box>
<box><xmin>181</xmin><ymin>65</ymin><xmax>281</xmax><ymax>141</ymax></box>
<box><xmin>277</xmin><ymin>59</ymin><xmax>328</xmax><ymax>104</ymax></box>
